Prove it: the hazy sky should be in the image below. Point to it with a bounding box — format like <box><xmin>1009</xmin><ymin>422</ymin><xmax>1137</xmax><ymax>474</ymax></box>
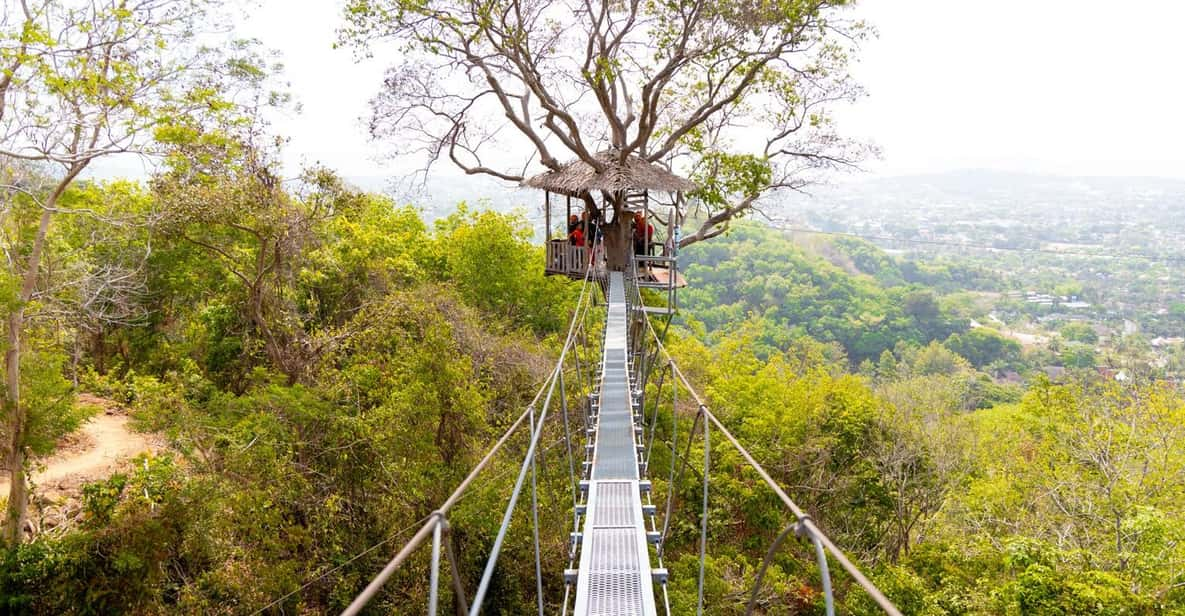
<box><xmin>211</xmin><ymin>0</ymin><xmax>1185</xmax><ymax>181</ymax></box>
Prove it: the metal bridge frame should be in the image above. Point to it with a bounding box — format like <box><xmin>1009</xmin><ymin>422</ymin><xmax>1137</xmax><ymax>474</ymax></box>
<box><xmin>565</xmin><ymin>272</ymin><xmax>661</xmax><ymax>616</ymax></box>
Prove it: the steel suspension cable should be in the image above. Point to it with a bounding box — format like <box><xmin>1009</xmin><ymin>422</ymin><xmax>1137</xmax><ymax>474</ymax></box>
<box><xmin>644</xmin><ymin>363</ymin><xmax>670</xmax><ymax>468</ymax></box>
<box><xmin>558</xmin><ymin>366</ymin><xmax>580</xmax><ymax>534</ymax></box>
<box><xmin>343</xmin><ymin>265</ymin><xmax>597</xmax><ymax>615</ymax></box>
<box><xmin>471</xmin><ymin>348</ymin><xmax>576</xmax><ymax>610</ymax></box>
<box><xmin>635</xmin><ymin>300</ymin><xmax>903</xmax><ymax>616</ymax></box>
<box><xmin>468</xmin><ymin>263</ymin><xmax>601</xmax><ymax>614</ymax></box>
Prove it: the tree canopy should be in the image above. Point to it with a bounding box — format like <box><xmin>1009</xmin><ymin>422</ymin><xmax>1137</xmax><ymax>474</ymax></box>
<box><xmin>340</xmin><ymin>0</ymin><xmax>873</xmax><ymax>247</ymax></box>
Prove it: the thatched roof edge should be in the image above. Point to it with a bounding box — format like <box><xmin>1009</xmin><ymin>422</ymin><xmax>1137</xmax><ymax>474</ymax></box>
<box><xmin>522</xmin><ymin>151</ymin><xmax>696</xmax><ymax>195</ymax></box>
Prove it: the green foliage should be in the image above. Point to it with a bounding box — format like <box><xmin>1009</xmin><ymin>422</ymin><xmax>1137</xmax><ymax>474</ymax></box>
<box><xmin>300</xmin><ymin>195</ymin><xmax>429</xmax><ymax>324</ymax></box>
<box><xmin>1061</xmin><ymin>343</ymin><xmax>1098</xmax><ymax>369</ymax></box>
<box><xmin>680</xmin><ymin>223</ymin><xmax>967</xmax><ymax>364</ymax></box>
<box><xmin>0</xmin><ymin>177</ymin><xmax>582</xmax><ymax>612</ymax></box>
<box><xmin>1061</xmin><ymin>322</ymin><xmax>1100</xmax><ymax>344</ymax></box>
<box><xmin>688</xmin><ymin>151</ymin><xmax>773</xmax><ymax>210</ymax></box>
<box><xmin>22</xmin><ymin>351</ymin><xmax>92</xmax><ymax>457</ymax></box>
<box><xmin>943</xmin><ymin>327</ymin><xmax>1022</xmax><ymax>369</ymax></box>
<box><xmin>4</xmin><ymin>105</ymin><xmax>1184</xmax><ymax>616</ymax></box>
<box><xmin>431</xmin><ymin>205</ymin><xmax>573</xmax><ymax>332</ymax></box>
<box><xmin>831</xmin><ymin>236</ymin><xmax>906</xmax><ymax>286</ymax></box>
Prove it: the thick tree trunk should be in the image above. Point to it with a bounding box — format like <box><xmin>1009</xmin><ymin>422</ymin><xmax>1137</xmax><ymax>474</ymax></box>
<box><xmin>3</xmin><ymin>209</ymin><xmax>51</xmax><ymax>544</ymax></box>
<box><xmin>602</xmin><ymin>217</ymin><xmax>632</xmax><ymax>271</ymax></box>
<box><xmin>599</xmin><ymin>192</ymin><xmax>633</xmax><ymax>271</ymax></box>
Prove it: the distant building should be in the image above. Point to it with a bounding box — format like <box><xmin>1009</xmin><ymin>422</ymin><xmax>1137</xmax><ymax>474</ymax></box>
<box><xmin>995</xmin><ymin>370</ymin><xmax>1024</xmax><ymax>385</ymax></box>
<box><xmin>1043</xmin><ymin>366</ymin><xmax>1067</xmax><ymax>380</ymax></box>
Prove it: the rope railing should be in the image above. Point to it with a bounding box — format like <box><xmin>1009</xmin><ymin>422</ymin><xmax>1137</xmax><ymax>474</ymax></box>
<box><xmin>342</xmin><ymin>260</ymin><xmax>600</xmax><ymax>615</ymax></box>
<box><xmin>630</xmin><ymin>277</ymin><xmax>903</xmax><ymax>616</ymax></box>
<box><xmin>342</xmin><ymin>244</ymin><xmax>900</xmax><ymax>616</ymax></box>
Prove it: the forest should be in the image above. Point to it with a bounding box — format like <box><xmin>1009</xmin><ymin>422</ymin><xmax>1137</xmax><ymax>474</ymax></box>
<box><xmin>0</xmin><ymin>166</ymin><xmax>1183</xmax><ymax>613</ymax></box>
<box><xmin>3</xmin><ymin>0</ymin><xmax>1185</xmax><ymax>614</ymax></box>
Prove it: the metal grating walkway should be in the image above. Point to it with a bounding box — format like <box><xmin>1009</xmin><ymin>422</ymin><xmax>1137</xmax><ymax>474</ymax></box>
<box><xmin>572</xmin><ymin>272</ymin><xmax>659</xmax><ymax>616</ymax></box>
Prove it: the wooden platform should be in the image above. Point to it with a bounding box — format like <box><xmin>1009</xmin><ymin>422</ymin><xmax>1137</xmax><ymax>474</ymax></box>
<box><xmin>639</xmin><ymin>266</ymin><xmax>687</xmax><ymax>288</ymax></box>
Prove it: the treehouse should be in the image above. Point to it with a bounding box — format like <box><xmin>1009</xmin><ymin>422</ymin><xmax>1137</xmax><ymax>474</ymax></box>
<box><xmin>524</xmin><ymin>151</ymin><xmax>692</xmax><ymax>311</ymax></box>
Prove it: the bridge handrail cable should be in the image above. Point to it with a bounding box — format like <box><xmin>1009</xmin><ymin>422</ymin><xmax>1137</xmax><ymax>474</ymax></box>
<box><xmin>342</xmin><ymin>263</ymin><xmax>599</xmax><ymax>615</ymax></box>
<box><xmin>629</xmin><ymin>270</ymin><xmax>902</xmax><ymax>616</ymax></box>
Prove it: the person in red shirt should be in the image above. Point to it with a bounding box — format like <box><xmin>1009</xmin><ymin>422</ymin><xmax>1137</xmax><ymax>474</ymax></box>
<box><xmin>569</xmin><ymin>217</ymin><xmax>585</xmax><ymax>247</ymax></box>
<box><xmin>632</xmin><ymin>212</ymin><xmax>653</xmax><ymax>255</ymax></box>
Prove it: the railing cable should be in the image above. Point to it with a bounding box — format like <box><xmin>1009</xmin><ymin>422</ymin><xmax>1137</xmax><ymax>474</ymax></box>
<box><xmin>635</xmin><ymin>295</ymin><xmax>902</xmax><ymax>616</ymax></box>
<box><xmin>342</xmin><ymin>262</ymin><xmax>596</xmax><ymax>615</ymax></box>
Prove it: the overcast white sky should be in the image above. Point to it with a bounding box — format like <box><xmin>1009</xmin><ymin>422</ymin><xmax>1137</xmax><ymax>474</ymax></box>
<box><xmin>215</xmin><ymin>0</ymin><xmax>1185</xmax><ymax>181</ymax></box>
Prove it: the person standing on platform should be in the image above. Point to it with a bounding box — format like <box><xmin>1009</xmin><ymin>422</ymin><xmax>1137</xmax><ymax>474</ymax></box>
<box><xmin>632</xmin><ymin>211</ymin><xmax>654</xmax><ymax>256</ymax></box>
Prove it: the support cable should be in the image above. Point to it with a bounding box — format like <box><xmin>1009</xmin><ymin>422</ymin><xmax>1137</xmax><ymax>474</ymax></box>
<box><xmin>743</xmin><ymin>523</ymin><xmax>796</xmax><ymax>616</ymax></box>
<box><xmin>469</xmin><ymin>356</ymin><xmax>561</xmax><ymax>614</ymax></box>
<box><xmin>806</xmin><ymin>521</ymin><xmax>836</xmax><ymax>616</ymax></box>
<box><xmin>469</xmin><ymin>262</ymin><xmax>601</xmax><ymax>614</ymax></box>
<box><xmin>658</xmin><ymin>360</ymin><xmax>683</xmax><ymax>557</ymax></box>
<box><xmin>429</xmin><ymin>513</ymin><xmax>444</xmax><ymax>615</ymax></box>
<box><xmin>443</xmin><ymin>521</ymin><xmax>470</xmax><ymax>616</ymax></box>
<box><xmin>343</xmin><ymin>264</ymin><xmax>596</xmax><ymax>615</ymax></box>
<box><xmin>660</xmin><ymin>408</ymin><xmax>703</xmax><ymax>549</ymax></box>
<box><xmin>635</xmin><ymin>304</ymin><xmax>903</xmax><ymax>616</ymax></box>
<box><xmin>558</xmin><ymin>366</ymin><xmax>579</xmax><ymax>536</ymax></box>
<box><xmin>696</xmin><ymin>406</ymin><xmax>710</xmax><ymax>616</ymax></box>
<box><xmin>644</xmin><ymin>363</ymin><xmax>669</xmax><ymax>467</ymax></box>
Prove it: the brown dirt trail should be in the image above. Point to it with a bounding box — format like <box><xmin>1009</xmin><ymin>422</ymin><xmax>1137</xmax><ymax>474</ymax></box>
<box><xmin>0</xmin><ymin>394</ymin><xmax>164</xmax><ymax>497</ymax></box>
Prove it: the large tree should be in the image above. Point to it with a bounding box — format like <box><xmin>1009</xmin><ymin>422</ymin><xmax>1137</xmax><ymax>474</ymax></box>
<box><xmin>342</xmin><ymin>0</ymin><xmax>873</xmax><ymax>267</ymax></box>
<box><xmin>0</xmin><ymin>0</ymin><xmax>263</xmax><ymax>543</ymax></box>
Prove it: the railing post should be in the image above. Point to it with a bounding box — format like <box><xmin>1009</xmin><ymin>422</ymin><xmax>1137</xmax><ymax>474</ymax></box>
<box><xmin>696</xmin><ymin>405</ymin><xmax>710</xmax><ymax>616</ymax></box>
<box><xmin>798</xmin><ymin>520</ymin><xmax>835</xmax><ymax>616</ymax></box>
<box><xmin>429</xmin><ymin>514</ymin><xmax>443</xmax><ymax>615</ymax></box>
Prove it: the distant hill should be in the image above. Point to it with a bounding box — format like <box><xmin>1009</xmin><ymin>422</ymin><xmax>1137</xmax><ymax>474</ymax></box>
<box><xmin>345</xmin><ymin>173</ymin><xmax>541</xmax><ymax>218</ymax></box>
<box><xmin>346</xmin><ymin>168</ymin><xmax>1185</xmax><ymax>219</ymax></box>
<box><xmin>776</xmin><ymin>169</ymin><xmax>1185</xmax><ymax>217</ymax></box>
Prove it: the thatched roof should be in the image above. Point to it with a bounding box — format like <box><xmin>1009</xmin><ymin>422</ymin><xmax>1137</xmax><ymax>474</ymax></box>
<box><xmin>522</xmin><ymin>151</ymin><xmax>696</xmax><ymax>196</ymax></box>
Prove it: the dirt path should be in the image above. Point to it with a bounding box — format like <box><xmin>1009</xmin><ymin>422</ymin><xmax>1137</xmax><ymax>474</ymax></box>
<box><xmin>0</xmin><ymin>394</ymin><xmax>164</xmax><ymax>496</ymax></box>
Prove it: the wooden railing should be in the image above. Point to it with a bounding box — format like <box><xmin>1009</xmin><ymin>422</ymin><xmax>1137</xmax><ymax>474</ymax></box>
<box><xmin>546</xmin><ymin>240</ymin><xmax>592</xmax><ymax>276</ymax></box>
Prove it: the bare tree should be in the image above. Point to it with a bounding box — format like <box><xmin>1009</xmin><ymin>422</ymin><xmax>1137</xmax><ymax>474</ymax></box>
<box><xmin>342</xmin><ymin>0</ymin><xmax>875</xmax><ymax>266</ymax></box>
<box><xmin>873</xmin><ymin>374</ymin><xmax>971</xmax><ymax>561</ymax></box>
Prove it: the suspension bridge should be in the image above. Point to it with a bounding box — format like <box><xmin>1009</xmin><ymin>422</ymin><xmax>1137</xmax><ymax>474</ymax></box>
<box><xmin>337</xmin><ymin>255</ymin><xmax>903</xmax><ymax>616</ymax></box>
